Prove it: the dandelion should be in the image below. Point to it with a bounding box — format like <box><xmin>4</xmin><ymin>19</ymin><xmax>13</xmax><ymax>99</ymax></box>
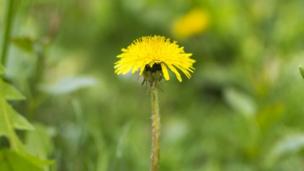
<box><xmin>172</xmin><ymin>8</ymin><xmax>209</xmax><ymax>39</ymax></box>
<box><xmin>115</xmin><ymin>35</ymin><xmax>195</xmax><ymax>83</ymax></box>
<box><xmin>114</xmin><ymin>35</ymin><xmax>195</xmax><ymax>171</ymax></box>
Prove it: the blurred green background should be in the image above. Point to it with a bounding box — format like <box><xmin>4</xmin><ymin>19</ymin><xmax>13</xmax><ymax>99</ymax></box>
<box><xmin>1</xmin><ymin>0</ymin><xmax>304</xmax><ymax>170</ymax></box>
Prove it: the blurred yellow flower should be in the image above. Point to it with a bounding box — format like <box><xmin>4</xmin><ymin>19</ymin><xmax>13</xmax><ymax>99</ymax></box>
<box><xmin>114</xmin><ymin>35</ymin><xmax>195</xmax><ymax>82</ymax></box>
<box><xmin>172</xmin><ymin>9</ymin><xmax>209</xmax><ymax>39</ymax></box>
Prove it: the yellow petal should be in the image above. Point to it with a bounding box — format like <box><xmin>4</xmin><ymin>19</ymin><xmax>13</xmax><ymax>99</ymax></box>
<box><xmin>168</xmin><ymin>64</ymin><xmax>182</xmax><ymax>82</ymax></box>
<box><xmin>161</xmin><ymin>63</ymin><xmax>170</xmax><ymax>80</ymax></box>
<box><xmin>139</xmin><ymin>65</ymin><xmax>145</xmax><ymax>75</ymax></box>
<box><xmin>175</xmin><ymin>64</ymin><xmax>191</xmax><ymax>78</ymax></box>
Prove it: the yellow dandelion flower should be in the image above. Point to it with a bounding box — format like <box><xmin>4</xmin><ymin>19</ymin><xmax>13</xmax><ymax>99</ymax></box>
<box><xmin>114</xmin><ymin>35</ymin><xmax>195</xmax><ymax>82</ymax></box>
<box><xmin>172</xmin><ymin>8</ymin><xmax>209</xmax><ymax>39</ymax></box>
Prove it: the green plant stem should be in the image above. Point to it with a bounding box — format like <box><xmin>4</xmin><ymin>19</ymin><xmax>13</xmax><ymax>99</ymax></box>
<box><xmin>27</xmin><ymin>44</ymin><xmax>46</xmax><ymax>116</ymax></box>
<box><xmin>150</xmin><ymin>85</ymin><xmax>160</xmax><ymax>171</ymax></box>
<box><xmin>1</xmin><ymin>0</ymin><xmax>15</xmax><ymax>66</ymax></box>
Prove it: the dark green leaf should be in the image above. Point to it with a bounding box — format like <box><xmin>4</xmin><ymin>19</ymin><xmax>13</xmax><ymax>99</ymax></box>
<box><xmin>11</xmin><ymin>37</ymin><xmax>35</xmax><ymax>53</ymax></box>
<box><xmin>300</xmin><ymin>67</ymin><xmax>304</xmax><ymax>79</ymax></box>
<box><xmin>0</xmin><ymin>65</ymin><xmax>4</xmax><ymax>75</ymax></box>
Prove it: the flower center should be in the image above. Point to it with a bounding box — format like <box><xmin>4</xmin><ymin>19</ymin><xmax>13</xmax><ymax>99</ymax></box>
<box><xmin>144</xmin><ymin>63</ymin><xmax>162</xmax><ymax>73</ymax></box>
<box><xmin>142</xmin><ymin>63</ymin><xmax>162</xmax><ymax>86</ymax></box>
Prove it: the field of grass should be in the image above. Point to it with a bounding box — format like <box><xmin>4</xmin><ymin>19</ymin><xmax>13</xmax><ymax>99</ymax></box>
<box><xmin>0</xmin><ymin>0</ymin><xmax>304</xmax><ymax>171</ymax></box>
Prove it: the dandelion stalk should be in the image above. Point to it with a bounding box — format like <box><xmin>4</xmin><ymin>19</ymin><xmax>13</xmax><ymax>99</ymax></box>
<box><xmin>150</xmin><ymin>84</ymin><xmax>160</xmax><ymax>171</ymax></box>
<box><xmin>114</xmin><ymin>35</ymin><xmax>195</xmax><ymax>171</ymax></box>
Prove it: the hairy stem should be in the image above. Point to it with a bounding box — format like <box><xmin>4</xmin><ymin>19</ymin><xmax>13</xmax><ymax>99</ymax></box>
<box><xmin>150</xmin><ymin>85</ymin><xmax>160</xmax><ymax>171</ymax></box>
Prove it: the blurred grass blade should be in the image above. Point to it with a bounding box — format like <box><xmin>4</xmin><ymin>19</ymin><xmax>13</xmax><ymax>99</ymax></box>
<box><xmin>1</xmin><ymin>0</ymin><xmax>15</xmax><ymax>65</ymax></box>
<box><xmin>116</xmin><ymin>124</ymin><xmax>131</xmax><ymax>158</ymax></box>
<box><xmin>224</xmin><ymin>88</ymin><xmax>256</xmax><ymax>117</ymax></box>
<box><xmin>97</xmin><ymin>150</ymin><xmax>109</xmax><ymax>171</ymax></box>
<box><xmin>40</xmin><ymin>76</ymin><xmax>97</xmax><ymax>95</ymax></box>
<box><xmin>300</xmin><ymin>66</ymin><xmax>304</xmax><ymax>79</ymax></box>
<box><xmin>267</xmin><ymin>134</ymin><xmax>304</xmax><ymax>166</ymax></box>
<box><xmin>0</xmin><ymin>65</ymin><xmax>4</xmax><ymax>75</ymax></box>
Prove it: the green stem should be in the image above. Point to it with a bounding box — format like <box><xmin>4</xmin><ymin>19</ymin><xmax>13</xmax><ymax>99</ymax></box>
<box><xmin>150</xmin><ymin>85</ymin><xmax>160</xmax><ymax>171</ymax></box>
<box><xmin>26</xmin><ymin>44</ymin><xmax>46</xmax><ymax>117</ymax></box>
<box><xmin>1</xmin><ymin>0</ymin><xmax>15</xmax><ymax>66</ymax></box>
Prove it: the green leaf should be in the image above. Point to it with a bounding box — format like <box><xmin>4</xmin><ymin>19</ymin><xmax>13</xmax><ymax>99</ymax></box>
<box><xmin>40</xmin><ymin>76</ymin><xmax>97</xmax><ymax>95</ymax></box>
<box><xmin>11</xmin><ymin>36</ymin><xmax>35</xmax><ymax>53</ymax></box>
<box><xmin>0</xmin><ymin>80</ymin><xmax>25</xmax><ymax>100</ymax></box>
<box><xmin>224</xmin><ymin>88</ymin><xmax>256</xmax><ymax>117</ymax></box>
<box><xmin>25</xmin><ymin>124</ymin><xmax>55</xmax><ymax>159</ymax></box>
<box><xmin>0</xmin><ymin>102</ymin><xmax>51</xmax><ymax>170</ymax></box>
<box><xmin>300</xmin><ymin>66</ymin><xmax>304</xmax><ymax>79</ymax></box>
<box><xmin>0</xmin><ymin>100</ymin><xmax>24</xmax><ymax>151</ymax></box>
<box><xmin>0</xmin><ymin>149</ymin><xmax>51</xmax><ymax>171</ymax></box>
<box><xmin>0</xmin><ymin>101</ymin><xmax>34</xmax><ymax>133</ymax></box>
<box><xmin>10</xmin><ymin>106</ymin><xmax>35</xmax><ymax>131</ymax></box>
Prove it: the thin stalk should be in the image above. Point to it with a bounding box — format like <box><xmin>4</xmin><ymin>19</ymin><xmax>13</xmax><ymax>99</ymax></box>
<box><xmin>150</xmin><ymin>85</ymin><xmax>160</xmax><ymax>171</ymax></box>
<box><xmin>1</xmin><ymin>0</ymin><xmax>15</xmax><ymax>66</ymax></box>
<box><xmin>30</xmin><ymin>44</ymin><xmax>45</xmax><ymax>94</ymax></box>
<box><xmin>27</xmin><ymin>44</ymin><xmax>46</xmax><ymax>117</ymax></box>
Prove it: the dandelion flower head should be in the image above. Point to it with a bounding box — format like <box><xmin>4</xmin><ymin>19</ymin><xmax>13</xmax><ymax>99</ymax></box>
<box><xmin>114</xmin><ymin>35</ymin><xmax>195</xmax><ymax>82</ymax></box>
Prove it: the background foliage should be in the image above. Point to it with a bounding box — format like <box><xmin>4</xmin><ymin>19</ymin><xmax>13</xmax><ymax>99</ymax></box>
<box><xmin>0</xmin><ymin>0</ymin><xmax>304</xmax><ymax>170</ymax></box>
